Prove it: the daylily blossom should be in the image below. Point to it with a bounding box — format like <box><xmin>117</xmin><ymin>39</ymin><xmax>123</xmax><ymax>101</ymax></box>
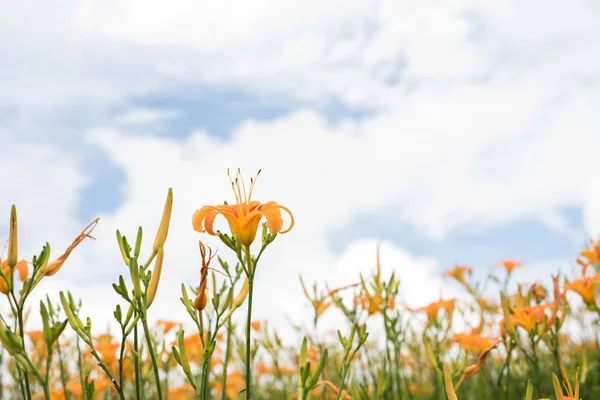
<box><xmin>443</xmin><ymin>265</ymin><xmax>472</xmax><ymax>287</ymax></box>
<box><xmin>413</xmin><ymin>299</ymin><xmax>455</xmax><ymax>320</ymax></box>
<box><xmin>452</xmin><ymin>331</ymin><xmax>495</xmax><ymax>355</ymax></box>
<box><xmin>579</xmin><ymin>240</ymin><xmax>600</xmax><ymax>268</ymax></box>
<box><xmin>156</xmin><ymin>320</ymin><xmax>182</xmax><ymax>334</ymax></box>
<box><xmin>192</xmin><ymin>169</ymin><xmax>294</xmax><ymax>246</ymax></box>
<box><xmin>354</xmin><ymin>293</ymin><xmax>395</xmax><ymax>315</ymax></box>
<box><xmin>497</xmin><ymin>259</ymin><xmax>522</xmax><ymax>275</ymax></box>
<box><xmin>564</xmin><ymin>274</ymin><xmax>600</xmax><ymax>307</ymax></box>
<box><xmin>0</xmin><ymin>259</ymin><xmax>28</xmax><ymax>295</ymax></box>
<box><xmin>502</xmin><ymin>304</ymin><xmax>557</xmax><ymax>336</ymax></box>
<box><xmin>312</xmin><ymin>298</ymin><xmax>332</xmax><ymax>317</ymax></box>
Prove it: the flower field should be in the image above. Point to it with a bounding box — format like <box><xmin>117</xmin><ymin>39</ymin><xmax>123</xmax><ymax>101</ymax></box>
<box><xmin>1</xmin><ymin>170</ymin><xmax>599</xmax><ymax>400</ymax></box>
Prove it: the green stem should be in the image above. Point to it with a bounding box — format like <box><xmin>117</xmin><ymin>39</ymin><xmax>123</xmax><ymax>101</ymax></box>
<box><xmin>220</xmin><ymin>319</ymin><xmax>233</xmax><ymax>400</ymax></box>
<box><xmin>245</xmin><ymin>278</ymin><xmax>255</xmax><ymax>400</ymax></box>
<box><xmin>56</xmin><ymin>341</ymin><xmax>71</xmax><ymax>400</ymax></box>
<box><xmin>76</xmin><ymin>336</ymin><xmax>85</xmax><ymax>395</ymax></box>
<box><xmin>134</xmin><ymin>324</ymin><xmax>141</xmax><ymax>400</ymax></box>
<box><xmin>506</xmin><ymin>343</ymin><xmax>512</xmax><ymax>399</ymax></box>
<box><xmin>393</xmin><ymin>340</ymin><xmax>403</xmax><ymax>400</ymax></box>
<box><xmin>88</xmin><ymin>347</ymin><xmax>125</xmax><ymax>400</ymax></box>
<box><xmin>244</xmin><ymin>245</ymin><xmax>255</xmax><ymax>400</ymax></box>
<box><xmin>200</xmin><ymin>358</ymin><xmax>210</xmax><ymax>400</ymax></box>
<box><xmin>141</xmin><ymin>314</ymin><xmax>163</xmax><ymax>400</ymax></box>
<box><xmin>42</xmin><ymin>347</ymin><xmax>53</xmax><ymax>400</ymax></box>
<box><xmin>18</xmin><ymin>374</ymin><xmax>27</xmax><ymax>400</ymax></box>
<box><xmin>335</xmin><ymin>364</ymin><xmax>351</xmax><ymax>400</ymax></box>
<box><xmin>531</xmin><ymin>339</ymin><xmax>543</xmax><ymax>396</ymax></box>
<box><xmin>30</xmin><ymin>362</ymin><xmax>49</xmax><ymax>400</ymax></box>
<box><xmin>16</xmin><ymin>303</ymin><xmax>32</xmax><ymax>400</ymax></box>
<box><xmin>163</xmin><ymin>363</ymin><xmax>170</xmax><ymax>400</ymax></box>
<box><xmin>384</xmin><ymin>343</ymin><xmax>395</xmax><ymax>398</ymax></box>
<box><xmin>118</xmin><ymin>330</ymin><xmax>127</xmax><ymax>396</ymax></box>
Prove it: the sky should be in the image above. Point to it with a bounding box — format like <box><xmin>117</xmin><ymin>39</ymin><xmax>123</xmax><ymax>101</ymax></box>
<box><xmin>1</xmin><ymin>0</ymin><xmax>600</xmax><ymax>338</ymax></box>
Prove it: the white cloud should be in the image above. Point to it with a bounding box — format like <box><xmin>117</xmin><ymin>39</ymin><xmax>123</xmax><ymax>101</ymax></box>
<box><xmin>114</xmin><ymin>108</ymin><xmax>181</xmax><ymax>125</ymax></box>
<box><xmin>2</xmin><ymin>0</ymin><xmax>599</xmax><ymax>112</ymax></box>
<box><xmin>0</xmin><ymin>136</ymin><xmax>87</xmax><ymax>247</ymax></box>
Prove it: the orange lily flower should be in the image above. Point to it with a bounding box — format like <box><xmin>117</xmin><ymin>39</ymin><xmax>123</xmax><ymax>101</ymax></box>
<box><xmin>354</xmin><ymin>293</ymin><xmax>395</xmax><ymax>315</ymax></box>
<box><xmin>214</xmin><ymin>370</ymin><xmax>245</xmax><ymax>399</ymax></box>
<box><xmin>528</xmin><ymin>283</ymin><xmax>548</xmax><ymax>301</ymax></box>
<box><xmin>564</xmin><ymin>274</ymin><xmax>600</xmax><ymax>307</ymax></box>
<box><xmin>95</xmin><ymin>335</ymin><xmax>120</xmax><ymax>375</ymax></box>
<box><xmin>0</xmin><ymin>259</ymin><xmax>28</xmax><ymax>295</ymax></box>
<box><xmin>443</xmin><ymin>265</ymin><xmax>472</xmax><ymax>286</ymax></box>
<box><xmin>312</xmin><ymin>298</ymin><xmax>332</xmax><ymax>317</ymax></box>
<box><xmin>452</xmin><ymin>331</ymin><xmax>495</xmax><ymax>355</ymax></box>
<box><xmin>477</xmin><ymin>297</ymin><xmax>499</xmax><ymax>313</ymax></box>
<box><xmin>168</xmin><ymin>385</ymin><xmax>196</xmax><ymax>400</ymax></box>
<box><xmin>192</xmin><ymin>169</ymin><xmax>294</xmax><ymax>246</ymax></box>
<box><xmin>413</xmin><ymin>299</ymin><xmax>455</xmax><ymax>320</ymax></box>
<box><xmin>251</xmin><ymin>320</ymin><xmax>261</xmax><ymax>331</ymax></box>
<box><xmin>156</xmin><ymin>320</ymin><xmax>182</xmax><ymax>334</ymax></box>
<box><xmin>497</xmin><ymin>259</ymin><xmax>522</xmax><ymax>275</ymax></box>
<box><xmin>506</xmin><ymin>303</ymin><xmax>560</xmax><ymax>336</ymax></box>
<box><xmin>579</xmin><ymin>240</ymin><xmax>600</xmax><ymax>268</ymax></box>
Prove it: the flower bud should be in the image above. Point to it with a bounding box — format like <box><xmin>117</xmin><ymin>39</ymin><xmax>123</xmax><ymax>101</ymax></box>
<box><xmin>444</xmin><ymin>367</ymin><xmax>458</xmax><ymax>400</ymax></box>
<box><xmin>7</xmin><ymin>205</ymin><xmax>18</xmax><ymax>268</ymax></box>
<box><xmin>146</xmin><ymin>245</ymin><xmax>164</xmax><ymax>308</ymax></box>
<box><xmin>153</xmin><ymin>188</ymin><xmax>173</xmax><ymax>253</ymax></box>
<box><xmin>232</xmin><ymin>278</ymin><xmax>249</xmax><ymax>308</ymax></box>
<box><xmin>500</xmin><ymin>292</ymin><xmax>516</xmax><ymax>337</ymax></box>
<box><xmin>194</xmin><ymin>286</ymin><xmax>209</xmax><ymax>311</ymax></box>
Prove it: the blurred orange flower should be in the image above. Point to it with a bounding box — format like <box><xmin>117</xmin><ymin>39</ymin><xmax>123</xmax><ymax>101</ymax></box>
<box><xmin>497</xmin><ymin>260</ymin><xmax>522</xmax><ymax>275</ymax></box>
<box><xmin>354</xmin><ymin>293</ymin><xmax>395</xmax><ymax>315</ymax></box>
<box><xmin>156</xmin><ymin>319</ymin><xmax>182</xmax><ymax>334</ymax></box>
<box><xmin>414</xmin><ymin>299</ymin><xmax>455</xmax><ymax>320</ymax></box>
<box><xmin>579</xmin><ymin>240</ymin><xmax>600</xmax><ymax>268</ymax></box>
<box><xmin>564</xmin><ymin>274</ymin><xmax>600</xmax><ymax>307</ymax></box>
<box><xmin>504</xmin><ymin>303</ymin><xmax>559</xmax><ymax>336</ymax></box>
<box><xmin>443</xmin><ymin>265</ymin><xmax>472</xmax><ymax>286</ymax></box>
<box><xmin>168</xmin><ymin>385</ymin><xmax>196</xmax><ymax>399</ymax></box>
<box><xmin>251</xmin><ymin>320</ymin><xmax>261</xmax><ymax>331</ymax></box>
<box><xmin>312</xmin><ymin>299</ymin><xmax>332</xmax><ymax>317</ymax></box>
<box><xmin>214</xmin><ymin>370</ymin><xmax>245</xmax><ymax>399</ymax></box>
<box><xmin>0</xmin><ymin>259</ymin><xmax>28</xmax><ymax>295</ymax></box>
<box><xmin>453</xmin><ymin>331</ymin><xmax>494</xmax><ymax>355</ymax></box>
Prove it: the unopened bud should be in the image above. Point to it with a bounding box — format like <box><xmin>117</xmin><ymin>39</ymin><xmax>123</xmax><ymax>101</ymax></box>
<box><xmin>60</xmin><ymin>291</ymin><xmax>85</xmax><ymax>332</ymax></box>
<box><xmin>7</xmin><ymin>205</ymin><xmax>18</xmax><ymax>268</ymax></box>
<box><xmin>500</xmin><ymin>292</ymin><xmax>516</xmax><ymax>337</ymax></box>
<box><xmin>146</xmin><ymin>246</ymin><xmax>164</xmax><ymax>308</ymax></box>
<box><xmin>194</xmin><ymin>286</ymin><xmax>209</xmax><ymax>311</ymax></box>
<box><xmin>444</xmin><ymin>367</ymin><xmax>458</xmax><ymax>400</ymax></box>
<box><xmin>153</xmin><ymin>188</ymin><xmax>173</xmax><ymax>253</ymax></box>
<box><xmin>232</xmin><ymin>278</ymin><xmax>249</xmax><ymax>308</ymax></box>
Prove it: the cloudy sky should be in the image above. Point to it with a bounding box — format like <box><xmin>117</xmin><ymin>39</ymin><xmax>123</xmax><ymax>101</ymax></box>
<box><xmin>1</xmin><ymin>0</ymin><xmax>600</xmax><ymax>336</ymax></box>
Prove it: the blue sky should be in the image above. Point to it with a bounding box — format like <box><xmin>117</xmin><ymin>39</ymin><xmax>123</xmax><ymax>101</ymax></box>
<box><xmin>1</xmin><ymin>0</ymin><xmax>600</xmax><ymax>332</ymax></box>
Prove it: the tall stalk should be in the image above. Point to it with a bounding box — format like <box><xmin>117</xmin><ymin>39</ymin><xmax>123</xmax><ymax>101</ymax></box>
<box><xmin>244</xmin><ymin>245</ymin><xmax>255</xmax><ymax>400</ymax></box>
<box><xmin>141</xmin><ymin>314</ymin><xmax>163</xmax><ymax>400</ymax></box>
<box><xmin>220</xmin><ymin>314</ymin><xmax>233</xmax><ymax>400</ymax></box>
<box><xmin>134</xmin><ymin>324</ymin><xmax>141</xmax><ymax>400</ymax></box>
